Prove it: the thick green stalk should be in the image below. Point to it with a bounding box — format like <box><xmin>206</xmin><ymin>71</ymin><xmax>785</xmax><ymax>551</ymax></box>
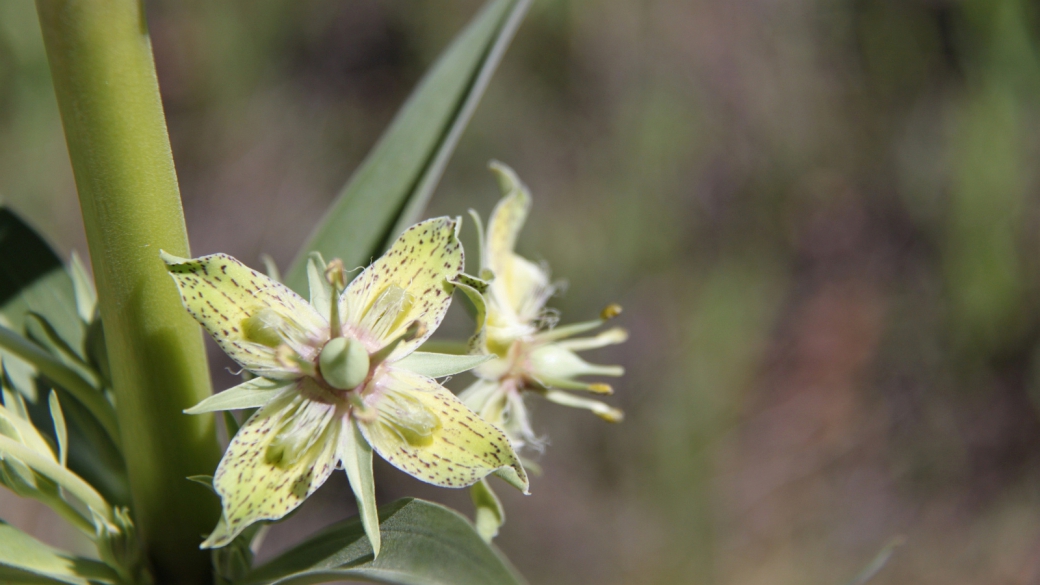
<box><xmin>36</xmin><ymin>1</ymin><xmax>220</xmax><ymax>583</ymax></box>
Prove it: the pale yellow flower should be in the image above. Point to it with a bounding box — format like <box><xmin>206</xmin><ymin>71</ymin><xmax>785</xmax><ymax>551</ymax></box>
<box><xmin>163</xmin><ymin>217</ymin><xmax>526</xmax><ymax>555</ymax></box>
<box><xmin>459</xmin><ymin>163</ymin><xmax>626</xmax><ymax>451</ymax></box>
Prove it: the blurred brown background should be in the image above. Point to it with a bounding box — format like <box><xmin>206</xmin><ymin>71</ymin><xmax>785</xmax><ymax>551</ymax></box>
<box><xmin>4</xmin><ymin>0</ymin><xmax>1040</xmax><ymax>583</ymax></box>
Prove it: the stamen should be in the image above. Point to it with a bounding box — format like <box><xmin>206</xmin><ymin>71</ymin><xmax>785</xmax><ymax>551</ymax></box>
<box><xmin>528</xmin><ymin>344</ymin><xmax>625</xmax><ymax>380</ymax></box>
<box><xmin>555</xmin><ymin>327</ymin><xmax>629</xmax><ymax>352</ymax></box>
<box><xmin>534</xmin><ymin>304</ymin><xmax>623</xmax><ymax>344</ymax></box>
<box><xmin>347</xmin><ymin>393</ymin><xmax>377</xmax><ymax>422</ymax></box>
<box><xmin>542</xmin><ymin>390</ymin><xmax>623</xmax><ymax>423</ymax></box>
<box><xmin>533</xmin><ymin>376</ymin><xmax>614</xmax><ymax>395</ymax></box>
<box><xmin>369</xmin><ymin>321</ymin><xmax>426</xmax><ymax>367</ymax></box>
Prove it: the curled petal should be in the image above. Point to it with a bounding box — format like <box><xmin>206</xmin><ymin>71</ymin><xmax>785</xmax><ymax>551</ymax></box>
<box><xmin>358</xmin><ymin>367</ymin><xmax>528</xmax><ymax>493</ymax></box>
<box><xmin>340</xmin><ymin>218</ymin><xmax>463</xmax><ymax>359</ymax></box>
<box><xmin>484</xmin><ymin>162</ymin><xmax>530</xmax><ymax>271</ymax></box>
<box><xmin>162</xmin><ymin>252</ymin><xmax>325</xmax><ymax>378</ymax></box>
<box><xmin>203</xmin><ymin>383</ymin><xmax>340</xmax><ymax>548</ymax></box>
<box><xmin>484</xmin><ymin>163</ymin><xmax>553</xmax><ymax>333</ymax></box>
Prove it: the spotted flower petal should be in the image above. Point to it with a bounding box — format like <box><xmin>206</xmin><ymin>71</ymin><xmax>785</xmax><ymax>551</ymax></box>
<box><xmin>202</xmin><ymin>380</ymin><xmax>340</xmax><ymax>548</ymax></box>
<box><xmin>162</xmin><ymin>252</ymin><xmax>326</xmax><ymax>379</ymax></box>
<box><xmin>340</xmin><ymin>217</ymin><xmax>464</xmax><ymax>360</ymax></box>
<box><xmin>459</xmin><ymin>378</ymin><xmax>537</xmax><ymax>450</ymax></box>
<box><xmin>358</xmin><ymin>367</ymin><xmax>528</xmax><ymax>493</ymax></box>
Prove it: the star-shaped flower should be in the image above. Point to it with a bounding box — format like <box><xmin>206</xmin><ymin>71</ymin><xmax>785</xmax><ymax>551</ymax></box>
<box><xmin>162</xmin><ymin>217</ymin><xmax>527</xmax><ymax>555</ymax></box>
<box><xmin>459</xmin><ymin>163</ymin><xmax>626</xmax><ymax>452</ymax></box>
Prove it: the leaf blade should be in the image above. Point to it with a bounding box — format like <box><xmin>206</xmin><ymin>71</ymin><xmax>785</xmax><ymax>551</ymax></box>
<box><xmin>284</xmin><ymin>0</ymin><xmax>530</xmax><ymax>293</ymax></box>
<box><xmin>0</xmin><ymin>520</ymin><xmax>119</xmax><ymax>585</ymax></box>
<box><xmin>242</xmin><ymin>498</ymin><xmax>526</xmax><ymax>585</ymax></box>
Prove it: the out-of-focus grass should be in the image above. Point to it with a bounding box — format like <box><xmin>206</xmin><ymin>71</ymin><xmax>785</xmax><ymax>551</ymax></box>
<box><xmin>4</xmin><ymin>1</ymin><xmax>1040</xmax><ymax>583</ymax></box>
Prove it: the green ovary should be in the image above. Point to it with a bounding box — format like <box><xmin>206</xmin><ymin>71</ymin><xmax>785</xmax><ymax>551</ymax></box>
<box><xmin>319</xmin><ymin>337</ymin><xmax>370</xmax><ymax>390</ymax></box>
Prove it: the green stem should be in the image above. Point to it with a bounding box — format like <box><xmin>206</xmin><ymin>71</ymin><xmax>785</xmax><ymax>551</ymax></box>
<box><xmin>35</xmin><ymin>1</ymin><xmax>221</xmax><ymax>583</ymax></box>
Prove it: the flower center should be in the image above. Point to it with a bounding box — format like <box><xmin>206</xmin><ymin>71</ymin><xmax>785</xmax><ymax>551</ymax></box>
<box><xmin>318</xmin><ymin>337</ymin><xmax>370</xmax><ymax>391</ymax></box>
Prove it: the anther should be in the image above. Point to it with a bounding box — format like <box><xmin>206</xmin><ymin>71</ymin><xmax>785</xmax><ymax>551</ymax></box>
<box><xmin>600</xmin><ymin>304</ymin><xmax>623</xmax><ymax>320</ymax></box>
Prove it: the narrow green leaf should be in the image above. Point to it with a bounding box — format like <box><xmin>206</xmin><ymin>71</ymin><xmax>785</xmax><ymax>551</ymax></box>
<box><xmin>384</xmin><ymin>0</ymin><xmax>532</xmax><ymax>243</ymax></box>
<box><xmin>395</xmin><ymin>351</ymin><xmax>493</xmax><ymax>378</ymax></box>
<box><xmin>284</xmin><ymin>0</ymin><xmax>531</xmax><ymax>292</ymax></box>
<box><xmin>184</xmin><ymin>377</ymin><xmax>293</xmax><ymax>414</ymax></box>
<box><xmin>0</xmin><ymin>209</ymin><xmax>83</xmax><ymax>403</ymax></box>
<box><xmin>0</xmin><ymin>208</ymin><xmax>84</xmax><ymax>360</ymax></box>
<box><xmin>0</xmin><ymin>325</ymin><xmax>118</xmax><ymax>443</ymax></box>
<box><xmin>471</xmin><ymin>479</ymin><xmax>504</xmax><ymax>543</ymax></box>
<box><xmin>1</xmin><ymin>377</ymin><xmax>29</xmax><ymax>421</ymax></box>
<box><xmin>26</xmin><ymin>313</ymin><xmax>102</xmax><ymax>389</ymax></box>
<box><xmin>0</xmin><ymin>209</ymin><xmax>125</xmax><ymax>504</ymax></box>
<box><xmin>340</xmin><ymin>419</ymin><xmax>380</xmax><ymax>557</ymax></box>
<box><xmin>0</xmin><ymin>434</ymin><xmax>113</xmax><ymax>526</ymax></box>
<box><xmin>0</xmin><ymin>520</ymin><xmax>118</xmax><ymax>585</ymax></box>
<box><xmin>242</xmin><ymin>498</ymin><xmax>526</xmax><ymax>585</ymax></box>
<box><xmin>48</xmin><ymin>391</ymin><xmax>67</xmax><ymax>468</ymax></box>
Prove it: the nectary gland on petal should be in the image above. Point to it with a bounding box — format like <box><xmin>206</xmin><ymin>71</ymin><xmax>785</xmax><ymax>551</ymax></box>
<box><xmin>263</xmin><ymin>394</ymin><xmax>339</xmax><ymax>469</ymax></box>
<box><xmin>370</xmin><ymin>384</ymin><xmax>441</xmax><ymax>447</ymax></box>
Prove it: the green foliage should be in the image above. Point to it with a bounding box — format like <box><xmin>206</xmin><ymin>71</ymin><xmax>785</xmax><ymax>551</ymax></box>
<box><xmin>240</xmin><ymin>499</ymin><xmax>526</xmax><ymax>585</ymax></box>
<box><xmin>0</xmin><ymin>520</ymin><xmax>118</xmax><ymax>585</ymax></box>
<box><xmin>0</xmin><ymin>208</ymin><xmax>127</xmax><ymax>505</ymax></box>
<box><xmin>283</xmin><ymin>0</ymin><xmax>531</xmax><ymax>292</ymax></box>
<box><xmin>0</xmin><ymin>0</ymin><xmax>540</xmax><ymax>582</ymax></box>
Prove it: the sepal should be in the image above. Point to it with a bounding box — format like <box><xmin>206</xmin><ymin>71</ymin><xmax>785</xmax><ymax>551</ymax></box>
<box><xmin>394</xmin><ymin>351</ymin><xmax>493</xmax><ymax>379</ymax></box>
<box><xmin>470</xmin><ymin>479</ymin><xmax>504</xmax><ymax>543</ymax></box>
<box><xmin>184</xmin><ymin>377</ymin><xmax>294</xmax><ymax>414</ymax></box>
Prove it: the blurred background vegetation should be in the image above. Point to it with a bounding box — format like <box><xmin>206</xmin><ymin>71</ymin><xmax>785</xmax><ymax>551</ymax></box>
<box><xmin>4</xmin><ymin>0</ymin><xmax>1040</xmax><ymax>583</ymax></box>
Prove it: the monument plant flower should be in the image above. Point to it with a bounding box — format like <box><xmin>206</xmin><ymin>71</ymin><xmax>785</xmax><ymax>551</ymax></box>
<box><xmin>460</xmin><ymin>163</ymin><xmax>627</xmax><ymax>451</ymax></box>
<box><xmin>0</xmin><ymin>3</ymin><xmax>626</xmax><ymax>582</ymax></box>
<box><xmin>162</xmin><ymin>217</ymin><xmax>527</xmax><ymax>555</ymax></box>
